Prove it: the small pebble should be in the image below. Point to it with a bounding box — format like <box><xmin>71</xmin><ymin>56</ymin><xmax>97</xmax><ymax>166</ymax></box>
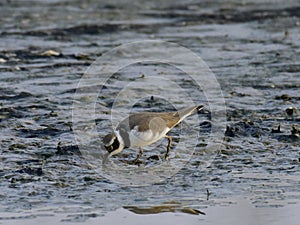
<box><xmin>275</xmin><ymin>94</ymin><xmax>291</xmax><ymax>101</ymax></box>
<box><xmin>147</xmin><ymin>155</ymin><xmax>160</xmax><ymax>161</ymax></box>
<box><xmin>285</xmin><ymin>107</ymin><xmax>296</xmax><ymax>116</ymax></box>
<box><xmin>41</xmin><ymin>50</ymin><xmax>61</xmax><ymax>56</ymax></box>
<box><xmin>74</xmin><ymin>53</ymin><xmax>91</xmax><ymax>60</ymax></box>
<box><xmin>284</xmin><ymin>30</ymin><xmax>290</xmax><ymax>38</ymax></box>
<box><xmin>0</xmin><ymin>58</ymin><xmax>7</xmax><ymax>63</ymax></box>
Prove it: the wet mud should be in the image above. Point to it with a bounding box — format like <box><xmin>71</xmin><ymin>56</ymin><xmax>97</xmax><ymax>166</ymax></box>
<box><xmin>0</xmin><ymin>0</ymin><xmax>299</xmax><ymax>223</ymax></box>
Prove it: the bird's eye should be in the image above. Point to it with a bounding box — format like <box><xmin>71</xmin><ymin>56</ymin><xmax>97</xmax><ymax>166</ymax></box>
<box><xmin>105</xmin><ymin>145</ymin><xmax>113</xmax><ymax>152</ymax></box>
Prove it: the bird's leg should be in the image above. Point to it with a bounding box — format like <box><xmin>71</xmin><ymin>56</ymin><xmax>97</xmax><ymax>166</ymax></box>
<box><xmin>133</xmin><ymin>147</ymin><xmax>143</xmax><ymax>164</ymax></box>
<box><xmin>165</xmin><ymin>135</ymin><xmax>172</xmax><ymax>160</ymax></box>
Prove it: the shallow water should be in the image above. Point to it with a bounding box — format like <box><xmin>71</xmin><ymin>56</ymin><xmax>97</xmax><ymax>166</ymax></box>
<box><xmin>0</xmin><ymin>0</ymin><xmax>300</xmax><ymax>224</ymax></box>
<box><xmin>1</xmin><ymin>198</ymin><xmax>300</xmax><ymax>225</ymax></box>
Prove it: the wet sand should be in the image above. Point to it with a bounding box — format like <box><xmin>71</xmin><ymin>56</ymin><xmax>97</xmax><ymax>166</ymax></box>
<box><xmin>0</xmin><ymin>0</ymin><xmax>300</xmax><ymax>224</ymax></box>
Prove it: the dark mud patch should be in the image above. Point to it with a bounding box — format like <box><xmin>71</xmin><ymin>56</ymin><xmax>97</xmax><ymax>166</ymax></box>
<box><xmin>0</xmin><ymin>0</ymin><xmax>300</xmax><ymax>223</ymax></box>
<box><xmin>143</xmin><ymin>6</ymin><xmax>300</xmax><ymax>24</ymax></box>
<box><xmin>56</xmin><ymin>142</ymin><xmax>81</xmax><ymax>156</ymax></box>
<box><xmin>15</xmin><ymin>167</ymin><xmax>43</xmax><ymax>176</ymax></box>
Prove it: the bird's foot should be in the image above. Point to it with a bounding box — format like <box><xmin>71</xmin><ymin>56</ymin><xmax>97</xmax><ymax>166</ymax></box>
<box><xmin>131</xmin><ymin>148</ymin><xmax>143</xmax><ymax>165</ymax></box>
<box><xmin>164</xmin><ymin>153</ymin><xmax>170</xmax><ymax>161</ymax></box>
<box><xmin>132</xmin><ymin>154</ymin><xmax>143</xmax><ymax>165</ymax></box>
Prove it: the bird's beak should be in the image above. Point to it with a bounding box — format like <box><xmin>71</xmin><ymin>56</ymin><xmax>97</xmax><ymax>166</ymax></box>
<box><xmin>102</xmin><ymin>152</ymin><xmax>110</xmax><ymax>165</ymax></box>
<box><xmin>102</xmin><ymin>151</ymin><xmax>116</xmax><ymax>166</ymax></box>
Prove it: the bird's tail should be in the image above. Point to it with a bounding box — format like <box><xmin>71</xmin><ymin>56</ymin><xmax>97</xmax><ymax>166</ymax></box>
<box><xmin>177</xmin><ymin>105</ymin><xmax>204</xmax><ymax>122</ymax></box>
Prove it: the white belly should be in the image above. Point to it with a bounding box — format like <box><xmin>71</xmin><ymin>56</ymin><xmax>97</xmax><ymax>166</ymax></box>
<box><xmin>129</xmin><ymin>126</ymin><xmax>170</xmax><ymax>147</ymax></box>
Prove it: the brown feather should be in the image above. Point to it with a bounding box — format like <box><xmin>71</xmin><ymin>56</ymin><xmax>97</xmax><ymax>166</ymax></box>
<box><xmin>116</xmin><ymin>105</ymin><xmax>203</xmax><ymax>132</ymax></box>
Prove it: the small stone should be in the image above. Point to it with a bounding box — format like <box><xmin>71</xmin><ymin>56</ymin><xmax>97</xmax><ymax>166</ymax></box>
<box><xmin>0</xmin><ymin>58</ymin><xmax>7</xmax><ymax>63</ymax></box>
<box><xmin>49</xmin><ymin>111</ymin><xmax>58</xmax><ymax>117</ymax></box>
<box><xmin>56</xmin><ymin>142</ymin><xmax>81</xmax><ymax>155</ymax></box>
<box><xmin>147</xmin><ymin>155</ymin><xmax>160</xmax><ymax>161</ymax></box>
<box><xmin>284</xmin><ymin>30</ymin><xmax>290</xmax><ymax>38</ymax></box>
<box><xmin>275</xmin><ymin>94</ymin><xmax>291</xmax><ymax>101</ymax></box>
<box><xmin>10</xmin><ymin>178</ymin><xmax>17</xmax><ymax>183</ymax></box>
<box><xmin>41</xmin><ymin>50</ymin><xmax>61</xmax><ymax>56</ymax></box>
<box><xmin>74</xmin><ymin>53</ymin><xmax>91</xmax><ymax>60</ymax></box>
<box><xmin>286</xmin><ymin>107</ymin><xmax>296</xmax><ymax>116</ymax></box>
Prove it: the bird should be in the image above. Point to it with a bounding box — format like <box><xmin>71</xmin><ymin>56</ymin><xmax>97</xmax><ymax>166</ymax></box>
<box><xmin>102</xmin><ymin>105</ymin><xmax>204</xmax><ymax>164</ymax></box>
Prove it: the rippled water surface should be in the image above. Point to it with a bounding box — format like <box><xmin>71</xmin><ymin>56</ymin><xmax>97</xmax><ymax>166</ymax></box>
<box><xmin>0</xmin><ymin>0</ymin><xmax>300</xmax><ymax>224</ymax></box>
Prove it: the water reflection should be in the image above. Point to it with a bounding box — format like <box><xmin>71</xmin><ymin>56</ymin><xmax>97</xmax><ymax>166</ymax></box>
<box><xmin>124</xmin><ymin>201</ymin><xmax>205</xmax><ymax>215</ymax></box>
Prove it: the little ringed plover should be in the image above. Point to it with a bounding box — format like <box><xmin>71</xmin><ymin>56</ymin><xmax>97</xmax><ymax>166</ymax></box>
<box><xmin>102</xmin><ymin>105</ymin><xmax>204</xmax><ymax>163</ymax></box>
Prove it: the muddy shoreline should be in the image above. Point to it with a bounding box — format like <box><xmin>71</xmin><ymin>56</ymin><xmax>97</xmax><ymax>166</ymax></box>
<box><xmin>0</xmin><ymin>0</ymin><xmax>299</xmax><ymax>224</ymax></box>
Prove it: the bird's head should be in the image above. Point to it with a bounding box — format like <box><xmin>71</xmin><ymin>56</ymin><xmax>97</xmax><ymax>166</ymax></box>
<box><xmin>102</xmin><ymin>131</ymin><xmax>125</xmax><ymax>163</ymax></box>
<box><xmin>102</xmin><ymin>132</ymin><xmax>125</xmax><ymax>164</ymax></box>
<box><xmin>102</xmin><ymin>133</ymin><xmax>120</xmax><ymax>153</ymax></box>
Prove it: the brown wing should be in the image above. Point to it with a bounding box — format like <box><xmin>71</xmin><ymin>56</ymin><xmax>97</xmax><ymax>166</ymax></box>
<box><xmin>116</xmin><ymin>105</ymin><xmax>203</xmax><ymax>132</ymax></box>
<box><xmin>117</xmin><ymin>112</ymin><xmax>179</xmax><ymax>132</ymax></box>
